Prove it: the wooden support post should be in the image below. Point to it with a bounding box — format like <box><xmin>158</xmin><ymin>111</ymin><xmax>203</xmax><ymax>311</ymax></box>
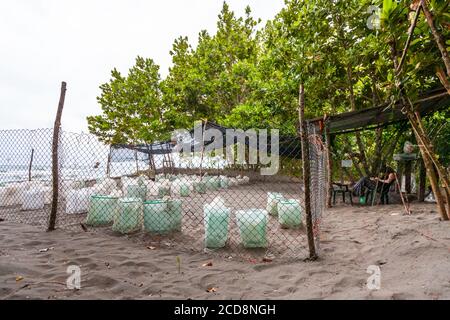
<box><xmin>134</xmin><ymin>148</ymin><xmax>139</xmax><ymax>176</ymax></box>
<box><xmin>418</xmin><ymin>158</ymin><xmax>426</xmax><ymax>202</ymax></box>
<box><xmin>324</xmin><ymin>124</ymin><xmax>333</xmax><ymax>208</ymax></box>
<box><xmin>48</xmin><ymin>82</ymin><xmax>67</xmax><ymax>232</ymax></box>
<box><xmin>404</xmin><ymin>160</ymin><xmax>412</xmax><ymax>194</ymax></box>
<box><xmin>106</xmin><ymin>146</ymin><xmax>112</xmax><ymax>178</ymax></box>
<box><xmin>199</xmin><ymin>120</ymin><xmax>207</xmax><ymax>180</ymax></box>
<box><xmin>28</xmin><ymin>148</ymin><xmax>34</xmax><ymax>182</ymax></box>
<box><xmin>298</xmin><ymin>83</ymin><xmax>317</xmax><ymax>260</ymax></box>
<box><xmin>396</xmin><ymin>162</ymin><xmax>403</xmax><ymax>194</ymax></box>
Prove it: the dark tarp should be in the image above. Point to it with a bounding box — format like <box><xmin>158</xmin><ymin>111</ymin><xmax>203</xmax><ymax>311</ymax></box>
<box><xmin>110</xmin><ymin>121</ymin><xmax>302</xmax><ymax>162</ymax></box>
<box><xmin>307</xmin><ymin>87</ymin><xmax>449</xmax><ymax>135</ymax></box>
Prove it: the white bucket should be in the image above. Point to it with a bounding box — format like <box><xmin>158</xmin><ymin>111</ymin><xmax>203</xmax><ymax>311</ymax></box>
<box><xmin>66</xmin><ymin>188</ymin><xmax>94</xmax><ymax>214</ymax></box>
<box><xmin>22</xmin><ymin>190</ymin><xmax>45</xmax><ymax>211</ymax></box>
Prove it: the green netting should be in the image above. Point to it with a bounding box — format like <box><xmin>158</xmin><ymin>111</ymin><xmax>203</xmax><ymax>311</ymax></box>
<box><xmin>112</xmin><ymin>198</ymin><xmax>143</xmax><ymax>234</ymax></box>
<box><xmin>194</xmin><ymin>181</ymin><xmax>207</xmax><ymax>194</ymax></box>
<box><xmin>158</xmin><ymin>186</ymin><xmax>171</xmax><ymax>198</ymax></box>
<box><xmin>179</xmin><ymin>184</ymin><xmax>191</xmax><ymax>197</ymax></box>
<box><xmin>266</xmin><ymin>192</ymin><xmax>284</xmax><ymax>217</ymax></box>
<box><xmin>236</xmin><ymin>209</ymin><xmax>268</xmax><ymax>248</ymax></box>
<box><xmin>86</xmin><ymin>195</ymin><xmax>118</xmax><ymax>226</ymax></box>
<box><xmin>220</xmin><ymin>176</ymin><xmax>230</xmax><ymax>189</ymax></box>
<box><xmin>204</xmin><ymin>198</ymin><xmax>230</xmax><ymax>248</ymax></box>
<box><xmin>126</xmin><ymin>184</ymin><xmax>147</xmax><ymax>201</ymax></box>
<box><xmin>168</xmin><ymin>199</ymin><xmax>183</xmax><ymax>232</ymax></box>
<box><xmin>143</xmin><ymin>200</ymin><xmax>170</xmax><ymax>234</ymax></box>
<box><xmin>278</xmin><ymin>199</ymin><xmax>302</xmax><ymax>229</ymax></box>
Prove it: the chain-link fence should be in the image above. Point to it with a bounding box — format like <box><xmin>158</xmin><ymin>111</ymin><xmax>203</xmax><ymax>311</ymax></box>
<box><xmin>0</xmin><ymin>127</ymin><xmax>326</xmax><ymax>261</ymax></box>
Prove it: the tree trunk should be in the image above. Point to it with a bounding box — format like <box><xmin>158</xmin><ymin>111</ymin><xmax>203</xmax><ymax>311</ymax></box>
<box><xmin>406</xmin><ymin>109</ymin><xmax>448</xmax><ymax>220</ymax></box>
<box><xmin>342</xmin><ymin>136</ymin><xmax>365</xmax><ymax>178</ymax></box>
<box><xmin>412</xmin><ymin>108</ymin><xmax>450</xmax><ymax>194</ymax></box>
<box><xmin>346</xmin><ymin>65</ymin><xmax>370</xmax><ymax>175</ymax></box>
<box><xmin>48</xmin><ymin>82</ymin><xmax>67</xmax><ymax>232</ymax></box>
<box><xmin>298</xmin><ymin>83</ymin><xmax>317</xmax><ymax>260</ymax></box>
<box><xmin>421</xmin><ymin>0</ymin><xmax>450</xmax><ymax>77</ymax></box>
<box><xmin>390</xmin><ymin>37</ymin><xmax>449</xmax><ymax>220</ymax></box>
<box><xmin>436</xmin><ymin>68</ymin><xmax>450</xmax><ymax>94</ymax></box>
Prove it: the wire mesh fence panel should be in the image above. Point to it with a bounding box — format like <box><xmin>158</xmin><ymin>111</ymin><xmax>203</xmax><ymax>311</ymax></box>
<box><xmin>0</xmin><ymin>129</ymin><xmax>53</xmax><ymax>227</ymax></box>
<box><xmin>0</xmin><ymin>126</ymin><xmax>327</xmax><ymax>261</ymax></box>
<box><xmin>307</xmin><ymin>123</ymin><xmax>327</xmax><ymax>255</ymax></box>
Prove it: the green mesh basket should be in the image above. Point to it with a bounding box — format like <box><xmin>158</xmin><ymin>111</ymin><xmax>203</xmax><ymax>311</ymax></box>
<box><xmin>86</xmin><ymin>195</ymin><xmax>118</xmax><ymax>227</ymax></box>
<box><xmin>143</xmin><ymin>200</ymin><xmax>170</xmax><ymax>234</ymax></box>
<box><xmin>204</xmin><ymin>205</ymin><xmax>230</xmax><ymax>248</ymax></box>
<box><xmin>126</xmin><ymin>184</ymin><xmax>147</xmax><ymax>201</ymax></box>
<box><xmin>194</xmin><ymin>181</ymin><xmax>207</xmax><ymax>194</ymax></box>
<box><xmin>266</xmin><ymin>192</ymin><xmax>284</xmax><ymax>216</ymax></box>
<box><xmin>112</xmin><ymin>198</ymin><xmax>143</xmax><ymax>234</ymax></box>
<box><xmin>179</xmin><ymin>184</ymin><xmax>191</xmax><ymax>197</ymax></box>
<box><xmin>236</xmin><ymin>209</ymin><xmax>268</xmax><ymax>248</ymax></box>
<box><xmin>168</xmin><ymin>199</ymin><xmax>183</xmax><ymax>232</ymax></box>
<box><xmin>277</xmin><ymin>199</ymin><xmax>302</xmax><ymax>229</ymax></box>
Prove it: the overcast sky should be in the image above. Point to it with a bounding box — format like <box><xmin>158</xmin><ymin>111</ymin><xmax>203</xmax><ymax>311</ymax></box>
<box><xmin>0</xmin><ymin>0</ymin><xmax>285</xmax><ymax>133</ymax></box>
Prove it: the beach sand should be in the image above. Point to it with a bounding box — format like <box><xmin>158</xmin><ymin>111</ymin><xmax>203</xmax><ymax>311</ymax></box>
<box><xmin>1</xmin><ymin>202</ymin><xmax>449</xmax><ymax>300</ymax></box>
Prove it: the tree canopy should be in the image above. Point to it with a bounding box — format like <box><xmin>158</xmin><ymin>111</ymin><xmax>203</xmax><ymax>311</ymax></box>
<box><xmin>87</xmin><ymin>0</ymin><xmax>449</xmax><ymax>171</ymax></box>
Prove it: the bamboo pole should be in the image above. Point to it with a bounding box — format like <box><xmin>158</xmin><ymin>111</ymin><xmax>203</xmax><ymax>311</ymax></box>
<box><xmin>28</xmin><ymin>148</ymin><xmax>34</xmax><ymax>182</ymax></box>
<box><xmin>48</xmin><ymin>82</ymin><xmax>67</xmax><ymax>232</ymax></box>
<box><xmin>298</xmin><ymin>83</ymin><xmax>317</xmax><ymax>260</ymax></box>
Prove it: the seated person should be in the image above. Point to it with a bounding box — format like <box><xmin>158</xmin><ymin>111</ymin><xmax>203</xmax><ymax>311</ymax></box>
<box><xmin>352</xmin><ymin>166</ymin><xmax>396</xmax><ymax>197</ymax></box>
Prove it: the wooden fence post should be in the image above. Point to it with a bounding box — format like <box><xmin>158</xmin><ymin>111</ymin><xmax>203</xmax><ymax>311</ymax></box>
<box><xmin>106</xmin><ymin>146</ymin><xmax>112</xmax><ymax>178</ymax></box>
<box><xmin>28</xmin><ymin>148</ymin><xmax>34</xmax><ymax>182</ymax></box>
<box><xmin>418</xmin><ymin>158</ymin><xmax>426</xmax><ymax>202</ymax></box>
<box><xmin>48</xmin><ymin>82</ymin><xmax>66</xmax><ymax>231</ymax></box>
<box><xmin>298</xmin><ymin>83</ymin><xmax>317</xmax><ymax>260</ymax></box>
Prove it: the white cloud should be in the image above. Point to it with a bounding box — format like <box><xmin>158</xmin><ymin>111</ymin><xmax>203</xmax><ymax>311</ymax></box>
<box><xmin>0</xmin><ymin>0</ymin><xmax>284</xmax><ymax>132</ymax></box>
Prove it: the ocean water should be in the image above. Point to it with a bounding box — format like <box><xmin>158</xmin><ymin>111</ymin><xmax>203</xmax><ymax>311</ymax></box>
<box><xmin>0</xmin><ymin>129</ymin><xmax>231</xmax><ymax>185</ymax></box>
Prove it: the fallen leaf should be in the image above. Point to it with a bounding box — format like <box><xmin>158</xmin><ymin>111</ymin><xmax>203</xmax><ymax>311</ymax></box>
<box><xmin>262</xmin><ymin>258</ymin><xmax>273</xmax><ymax>263</ymax></box>
<box><xmin>206</xmin><ymin>287</ymin><xmax>217</xmax><ymax>293</ymax></box>
<box><xmin>16</xmin><ymin>276</ymin><xmax>24</xmax><ymax>282</ymax></box>
<box><xmin>80</xmin><ymin>223</ymin><xmax>88</xmax><ymax>232</ymax></box>
<box><xmin>202</xmin><ymin>262</ymin><xmax>213</xmax><ymax>267</ymax></box>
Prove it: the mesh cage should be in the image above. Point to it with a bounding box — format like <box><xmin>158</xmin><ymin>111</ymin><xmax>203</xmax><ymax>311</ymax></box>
<box><xmin>0</xmin><ymin>127</ymin><xmax>327</xmax><ymax>262</ymax></box>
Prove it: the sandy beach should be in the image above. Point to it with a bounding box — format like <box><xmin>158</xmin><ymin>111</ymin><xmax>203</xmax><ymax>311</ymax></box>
<box><xmin>1</xmin><ymin>202</ymin><xmax>449</xmax><ymax>300</ymax></box>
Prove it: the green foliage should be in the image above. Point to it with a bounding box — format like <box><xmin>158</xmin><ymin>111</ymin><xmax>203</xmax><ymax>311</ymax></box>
<box><xmin>87</xmin><ymin>0</ymin><xmax>449</xmax><ymax>173</ymax></box>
